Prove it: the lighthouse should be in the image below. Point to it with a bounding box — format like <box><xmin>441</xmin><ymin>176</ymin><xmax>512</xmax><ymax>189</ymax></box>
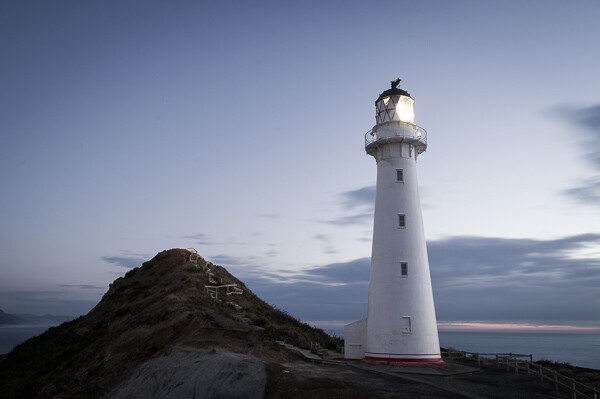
<box><xmin>344</xmin><ymin>79</ymin><xmax>441</xmax><ymax>363</ymax></box>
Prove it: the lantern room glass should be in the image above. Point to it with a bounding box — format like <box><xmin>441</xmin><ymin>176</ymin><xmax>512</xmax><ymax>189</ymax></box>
<box><xmin>376</xmin><ymin>95</ymin><xmax>415</xmax><ymax>124</ymax></box>
<box><xmin>395</xmin><ymin>96</ymin><xmax>415</xmax><ymax>124</ymax></box>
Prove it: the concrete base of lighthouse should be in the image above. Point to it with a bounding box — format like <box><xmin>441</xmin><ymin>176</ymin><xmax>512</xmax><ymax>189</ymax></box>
<box><xmin>364</xmin><ymin>355</ymin><xmax>443</xmax><ymax>364</ymax></box>
<box><xmin>344</xmin><ymin>318</ymin><xmax>442</xmax><ymax>363</ymax></box>
<box><xmin>344</xmin><ymin>318</ymin><xmax>367</xmax><ymax>360</ymax></box>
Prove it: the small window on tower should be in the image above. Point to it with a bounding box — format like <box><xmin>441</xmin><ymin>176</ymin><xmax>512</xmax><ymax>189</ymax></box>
<box><xmin>400</xmin><ymin>262</ymin><xmax>408</xmax><ymax>277</ymax></box>
<box><xmin>402</xmin><ymin>317</ymin><xmax>412</xmax><ymax>334</ymax></box>
<box><xmin>398</xmin><ymin>214</ymin><xmax>406</xmax><ymax>228</ymax></box>
<box><xmin>396</xmin><ymin>169</ymin><xmax>404</xmax><ymax>182</ymax></box>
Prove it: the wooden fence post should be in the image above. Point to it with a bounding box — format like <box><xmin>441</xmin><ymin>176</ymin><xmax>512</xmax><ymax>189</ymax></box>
<box><xmin>539</xmin><ymin>366</ymin><xmax>543</xmax><ymax>383</ymax></box>
<box><xmin>554</xmin><ymin>371</ymin><xmax>558</xmax><ymax>394</ymax></box>
<box><xmin>570</xmin><ymin>378</ymin><xmax>576</xmax><ymax>399</ymax></box>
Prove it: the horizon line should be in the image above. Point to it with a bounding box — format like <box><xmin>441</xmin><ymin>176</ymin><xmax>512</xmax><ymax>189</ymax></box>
<box><xmin>304</xmin><ymin>320</ymin><xmax>600</xmax><ymax>332</ymax></box>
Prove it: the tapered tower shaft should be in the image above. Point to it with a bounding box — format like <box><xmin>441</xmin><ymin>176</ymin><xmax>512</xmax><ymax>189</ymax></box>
<box><xmin>345</xmin><ymin>80</ymin><xmax>440</xmax><ymax>363</ymax></box>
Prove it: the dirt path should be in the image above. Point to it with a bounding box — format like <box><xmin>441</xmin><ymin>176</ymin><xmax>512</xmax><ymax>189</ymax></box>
<box><xmin>268</xmin><ymin>357</ymin><xmax>566</xmax><ymax>398</ymax></box>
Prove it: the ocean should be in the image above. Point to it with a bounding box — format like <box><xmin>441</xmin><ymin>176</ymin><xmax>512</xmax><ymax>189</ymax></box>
<box><xmin>3</xmin><ymin>326</ymin><xmax>599</xmax><ymax>370</ymax></box>
<box><xmin>438</xmin><ymin>331</ymin><xmax>600</xmax><ymax>370</ymax></box>
<box><xmin>0</xmin><ymin>325</ymin><xmax>50</xmax><ymax>354</ymax></box>
<box><xmin>322</xmin><ymin>328</ymin><xmax>600</xmax><ymax>370</ymax></box>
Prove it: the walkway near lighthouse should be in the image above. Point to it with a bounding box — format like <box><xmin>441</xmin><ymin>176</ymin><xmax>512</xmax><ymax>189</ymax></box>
<box><xmin>348</xmin><ymin>360</ymin><xmax>479</xmax><ymax>376</ymax></box>
<box><xmin>275</xmin><ymin>343</ymin><xmax>574</xmax><ymax>397</ymax></box>
<box><xmin>269</xmin><ymin>356</ymin><xmax>566</xmax><ymax>398</ymax></box>
<box><xmin>279</xmin><ymin>338</ymin><xmax>597</xmax><ymax>398</ymax></box>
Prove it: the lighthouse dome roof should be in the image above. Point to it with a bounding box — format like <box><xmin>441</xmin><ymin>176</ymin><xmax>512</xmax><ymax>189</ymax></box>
<box><xmin>375</xmin><ymin>79</ymin><xmax>412</xmax><ymax>104</ymax></box>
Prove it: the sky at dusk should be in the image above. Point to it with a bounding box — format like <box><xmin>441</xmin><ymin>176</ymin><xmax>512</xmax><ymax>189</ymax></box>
<box><xmin>1</xmin><ymin>1</ymin><xmax>599</xmax><ymax>331</ymax></box>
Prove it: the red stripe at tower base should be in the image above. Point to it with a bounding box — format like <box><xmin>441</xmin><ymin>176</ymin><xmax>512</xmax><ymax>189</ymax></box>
<box><xmin>364</xmin><ymin>356</ymin><xmax>443</xmax><ymax>363</ymax></box>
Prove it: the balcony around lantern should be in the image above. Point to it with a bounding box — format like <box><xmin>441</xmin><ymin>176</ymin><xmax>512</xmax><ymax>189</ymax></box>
<box><xmin>365</xmin><ymin>121</ymin><xmax>428</xmax><ymax>154</ymax></box>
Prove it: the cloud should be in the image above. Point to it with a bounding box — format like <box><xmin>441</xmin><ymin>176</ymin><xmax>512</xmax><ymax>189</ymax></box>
<box><xmin>259</xmin><ymin>213</ymin><xmax>280</xmax><ymax>219</ymax></box>
<box><xmin>209</xmin><ymin>254</ymin><xmax>253</xmax><ymax>266</ymax></box>
<box><xmin>57</xmin><ymin>284</ymin><xmax>106</xmax><ymax>290</ymax></box>
<box><xmin>312</xmin><ymin>234</ymin><xmax>338</xmax><ymax>254</ymax></box>
<box><xmin>207</xmin><ymin>254</ymin><xmax>268</xmax><ymax>281</ymax></box>
<box><xmin>303</xmin><ymin>258</ymin><xmax>370</xmax><ymax>285</ymax></box>
<box><xmin>428</xmin><ymin>234</ymin><xmax>600</xmax><ymax>322</ymax></box>
<box><xmin>319</xmin><ymin>186</ymin><xmax>375</xmax><ymax>226</ymax></box>
<box><xmin>564</xmin><ymin>104</ymin><xmax>600</xmax><ymax>151</ymax></box>
<box><xmin>242</xmin><ymin>258</ymin><xmax>371</xmax><ymax>321</ymax></box>
<box><xmin>313</xmin><ymin>234</ymin><xmax>329</xmax><ymax>241</ymax></box>
<box><xmin>183</xmin><ymin>232</ymin><xmax>269</xmax><ymax>247</ymax></box>
<box><xmin>322</xmin><ymin>212</ymin><xmax>374</xmax><ymax>226</ymax></box>
<box><xmin>263</xmin><ymin>250</ymin><xmax>279</xmax><ymax>257</ymax></box>
<box><xmin>563</xmin><ymin>179</ymin><xmax>600</xmax><ymax>204</ymax></box>
<box><xmin>578</xmin><ymin>104</ymin><xmax>600</xmax><ymax>132</ymax></box>
<box><xmin>0</xmin><ymin>290</ymin><xmax>97</xmax><ymax>316</ymax></box>
<box><xmin>182</xmin><ymin>233</ymin><xmax>210</xmax><ymax>240</ymax></box>
<box><xmin>240</xmin><ymin>234</ymin><xmax>600</xmax><ymax>326</ymax></box>
<box><xmin>12</xmin><ymin>234</ymin><xmax>599</xmax><ymax>322</ymax></box>
<box><xmin>556</xmin><ymin>103</ymin><xmax>600</xmax><ymax>204</ymax></box>
<box><xmin>557</xmin><ymin>103</ymin><xmax>600</xmax><ymax>147</ymax></box>
<box><xmin>340</xmin><ymin>186</ymin><xmax>376</xmax><ymax>209</ymax></box>
<box><xmin>182</xmin><ymin>232</ymin><xmax>218</xmax><ymax>246</ymax></box>
<box><xmin>101</xmin><ymin>252</ymin><xmax>150</xmax><ymax>269</ymax></box>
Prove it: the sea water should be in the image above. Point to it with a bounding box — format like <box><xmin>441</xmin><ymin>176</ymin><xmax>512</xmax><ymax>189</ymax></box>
<box><xmin>322</xmin><ymin>328</ymin><xmax>600</xmax><ymax>370</ymax></box>
<box><xmin>439</xmin><ymin>331</ymin><xmax>600</xmax><ymax>370</ymax></box>
<box><xmin>0</xmin><ymin>326</ymin><xmax>50</xmax><ymax>354</ymax></box>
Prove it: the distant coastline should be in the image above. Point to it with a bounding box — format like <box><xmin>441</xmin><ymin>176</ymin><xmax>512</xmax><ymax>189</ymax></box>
<box><xmin>0</xmin><ymin>309</ymin><xmax>73</xmax><ymax>355</ymax></box>
<box><xmin>0</xmin><ymin>309</ymin><xmax>72</xmax><ymax>327</ymax></box>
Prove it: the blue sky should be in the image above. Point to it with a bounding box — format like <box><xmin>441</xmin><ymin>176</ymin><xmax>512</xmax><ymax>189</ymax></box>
<box><xmin>1</xmin><ymin>1</ymin><xmax>599</xmax><ymax>330</ymax></box>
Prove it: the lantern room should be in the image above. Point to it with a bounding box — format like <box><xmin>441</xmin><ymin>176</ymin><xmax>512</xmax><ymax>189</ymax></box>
<box><xmin>375</xmin><ymin>78</ymin><xmax>415</xmax><ymax>124</ymax></box>
<box><xmin>366</xmin><ymin>79</ymin><xmax>427</xmax><ymax>156</ymax></box>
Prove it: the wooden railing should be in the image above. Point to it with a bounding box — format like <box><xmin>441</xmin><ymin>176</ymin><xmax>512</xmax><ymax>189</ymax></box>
<box><xmin>442</xmin><ymin>349</ymin><xmax>532</xmax><ymax>365</ymax></box>
<box><xmin>204</xmin><ymin>283</ymin><xmax>243</xmax><ymax>299</ymax></box>
<box><xmin>441</xmin><ymin>350</ymin><xmax>599</xmax><ymax>399</ymax></box>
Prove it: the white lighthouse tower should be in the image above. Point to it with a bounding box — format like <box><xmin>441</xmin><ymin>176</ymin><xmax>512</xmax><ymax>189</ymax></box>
<box><xmin>345</xmin><ymin>79</ymin><xmax>441</xmax><ymax>363</ymax></box>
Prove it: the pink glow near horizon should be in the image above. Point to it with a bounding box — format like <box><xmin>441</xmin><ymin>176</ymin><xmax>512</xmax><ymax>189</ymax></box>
<box><xmin>307</xmin><ymin>320</ymin><xmax>600</xmax><ymax>332</ymax></box>
<box><xmin>437</xmin><ymin>321</ymin><xmax>600</xmax><ymax>332</ymax></box>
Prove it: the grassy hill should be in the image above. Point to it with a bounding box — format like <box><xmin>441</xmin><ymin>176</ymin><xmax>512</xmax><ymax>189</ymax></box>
<box><xmin>0</xmin><ymin>248</ymin><xmax>341</xmax><ymax>398</ymax></box>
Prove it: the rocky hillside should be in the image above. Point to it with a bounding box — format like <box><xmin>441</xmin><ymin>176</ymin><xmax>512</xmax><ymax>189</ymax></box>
<box><xmin>0</xmin><ymin>249</ymin><xmax>341</xmax><ymax>398</ymax></box>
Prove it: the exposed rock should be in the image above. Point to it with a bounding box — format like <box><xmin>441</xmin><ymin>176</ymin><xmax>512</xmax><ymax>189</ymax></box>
<box><xmin>107</xmin><ymin>348</ymin><xmax>266</xmax><ymax>399</ymax></box>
